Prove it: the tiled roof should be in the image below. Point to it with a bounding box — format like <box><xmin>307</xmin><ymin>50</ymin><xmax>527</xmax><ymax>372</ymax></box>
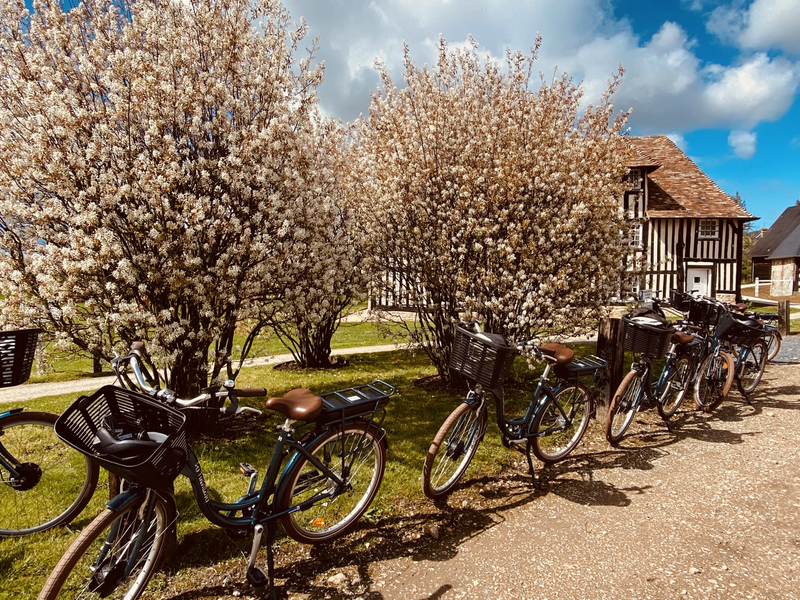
<box><xmin>749</xmin><ymin>206</ymin><xmax>800</xmax><ymax>259</ymax></box>
<box><xmin>628</xmin><ymin>135</ymin><xmax>755</xmax><ymax>220</ymax></box>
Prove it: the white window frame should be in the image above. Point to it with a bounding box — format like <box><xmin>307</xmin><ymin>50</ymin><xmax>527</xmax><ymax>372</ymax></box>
<box><xmin>627</xmin><ymin>168</ymin><xmax>642</xmax><ymax>191</ymax></box>
<box><xmin>698</xmin><ymin>219</ymin><xmax>719</xmax><ymax>240</ymax></box>
<box><xmin>628</xmin><ymin>222</ymin><xmax>642</xmax><ymax>248</ymax></box>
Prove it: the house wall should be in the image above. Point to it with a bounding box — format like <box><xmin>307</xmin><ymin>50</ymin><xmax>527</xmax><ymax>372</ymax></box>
<box><xmin>639</xmin><ymin>218</ymin><xmax>742</xmax><ymax>301</ymax></box>
<box><xmin>769</xmin><ymin>258</ymin><xmax>798</xmax><ymax>296</ymax></box>
<box><xmin>752</xmin><ymin>259</ymin><xmax>771</xmax><ymax>282</ymax></box>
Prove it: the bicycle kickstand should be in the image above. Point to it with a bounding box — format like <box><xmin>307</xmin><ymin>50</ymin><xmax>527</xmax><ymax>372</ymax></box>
<box><xmin>524</xmin><ymin>441</ymin><xmax>539</xmax><ymax>489</ymax></box>
<box><xmin>245</xmin><ymin>522</ymin><xmax>278</xmax><ymax>600</ymax></box>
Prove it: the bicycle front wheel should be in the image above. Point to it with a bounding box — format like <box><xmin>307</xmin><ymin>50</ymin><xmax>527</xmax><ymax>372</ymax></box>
<box><xmin>605</xmin><ymin>370</ymin><xmax>642</xmax><ymax>444</ymax></box>
<box><xmin>529</xmin><ymin>383</ymin><xmax>590</xmax><ymax>464</ymax></box>
<box><xmin>39</xmin><ymin>492</ymin><xmax>171</xmax><ymax>599</ymax></box>
<box><xmin>766</xmin><ymin>330</ymin><xmax>781</xmax><ymax>362</ymax></box>
<box><xmin>0</xmin><ymin>412</ymin><xmax>99</xmax><ymax>537</ymax></box>
<box><xmin>738</xmin><ymin>340</ymin><xmax>768</xmax><ymax>394</ymax></box>
<box><xmin>422</xmin><ymin>401</ymin><xmax>487</xmax><ymax>500</ymax></box>
<box><xmin>279</xmin><ymin>423</ymin><xmax>387</xmax><ymax>544</ymax></box>
<box><xmin>694</xmin><ymin>351</ymin><xmax>735</xmax><ymax>411</ymax></box>
<box><xmin>657</xmin><ymin>356</ymin><xmax>691</xmax><ymax>419</ymax></box>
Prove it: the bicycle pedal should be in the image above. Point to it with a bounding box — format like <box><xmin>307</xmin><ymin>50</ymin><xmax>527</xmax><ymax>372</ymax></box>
<box><xmin>239</xmin><ymin>463</ymin><xmax>257</xmax><ymax>477</ymax></box>
<box><xmin>246</xmin><ymin>566</ymin><xmax>269</xmax><ymax>588</ymax></box>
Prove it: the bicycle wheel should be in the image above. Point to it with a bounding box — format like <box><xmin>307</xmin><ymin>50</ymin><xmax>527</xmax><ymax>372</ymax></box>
<box><xmin>0</xmin><ymin>411</ymin><xmax>99</xmax><ymax>537</ymax></box>
<box><xmin>38</xmin><ymin>492</ymin><xmax>171</xmax><ymax>599</ymax></box>
<box><xmin>529</xmin><ymin>383</ymin><xmax>590</xmax><ymax>464</ymax></box>
<box><xmin>279</xmin><ymin>422</ymin><xmax>387</xmax><ymax>544</ymax></box>
<box><xmin>657</xmin><ymin>356</ymin><xmax>691</xmax><ymax>419</ymax></box>
<box><xmin>765</xmin><ymin>331</ymin><xmax>781</xmax><ymax>362</ymax></box>
<box><xmin>694</xmin><ymin>351</ymin><xmax>735</xmax><ymax>411</ymax></box>
<box><xmin>421</xmin><ymin>401</ymin><xmax>487</xmax><ymax>500</ymax></box>
<box><xmin>604</xmin><ymin>370</ymin><xmax>642</xmax><ymax>444</ymax></box>
<box><xmin>737</xmin><ymin>340</ymin><xmax>768</xmax><ymax>394</ymax></box>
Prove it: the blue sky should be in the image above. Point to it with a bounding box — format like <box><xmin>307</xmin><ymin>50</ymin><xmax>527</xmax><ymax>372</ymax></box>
<box><xmin>282</xmin><ymin>0</ymin><xmax>800</xmax><ymax>229</ymax></box>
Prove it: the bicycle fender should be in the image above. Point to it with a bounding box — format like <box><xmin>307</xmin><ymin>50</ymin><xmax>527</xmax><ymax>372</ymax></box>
<box><xmin>0</xmin><ymin>407</ymin><xmax>24</xmax><ymax>419</ymax></box>
<box><xmin>105</xmin><ymin>488</ymin><xmax>150</xmax><ymax>512</ymax></box>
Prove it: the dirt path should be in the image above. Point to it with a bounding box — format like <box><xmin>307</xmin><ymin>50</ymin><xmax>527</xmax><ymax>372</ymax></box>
<box><xmin>359</xmin><ymin>363</ymin><xmax>800</xmax><ymax>600</ymax></box>
<box><xmin>242</xmin><ymin>362</ymin><xmax>799</xmax><ymax>600</ymax></box>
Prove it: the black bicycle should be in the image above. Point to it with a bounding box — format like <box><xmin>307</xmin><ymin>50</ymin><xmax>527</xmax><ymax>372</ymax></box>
<box><xmin>0</xmin><ymin>329</ymin><xmax>100</xmax><ymax>538</ymax></box>
<box><xmin>422</xmin><ymin>321</ymin><xmax>606</xmax><ymax>499</ymax></box>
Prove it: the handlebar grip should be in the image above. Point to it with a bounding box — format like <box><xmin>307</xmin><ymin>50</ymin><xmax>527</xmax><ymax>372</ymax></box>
<box><xmin>235</xmin><ymin>388</ymin><xmax>267</xmax><ymax>398</ymax></box>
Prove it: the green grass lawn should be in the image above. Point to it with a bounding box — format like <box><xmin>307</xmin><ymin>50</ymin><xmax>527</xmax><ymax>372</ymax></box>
<box><xmin>0</xmin><ymin>343</ymin><xmax>596</xmax><ymax>598</ymax></box>
<box><xmin>27</xmin><ymin>320</ymin><xmax>409</xmax><ymax>385</ymax></box>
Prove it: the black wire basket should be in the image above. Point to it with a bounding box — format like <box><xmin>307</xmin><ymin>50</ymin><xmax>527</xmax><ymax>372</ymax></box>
<box><xmin>0</xmin><ymin>329</ymin><xmax>40</xmax><ymax>388</ymax></box>
<box><xmin>687</xmin><ymin>298</ymin><xmax>722</xmax><ymax>327</ymax></box>
<box><xmin>621</xmin><ymin>316</ymin><xmax>675</xmax><ymax>359</ymax></box>
<box><xmin>669</xmin><ymin>289</ymin><xmax>693</xmax><ymax>312</ymax></box>
<box><xmin>449</xmin><ymin>323</ymin><xmax>517</xmax><ymax>390</ymax></box>
<box><xmin>55</xmin><ymin>385</ymin><xmax>189</xmax><ymax>491</ymax></box>
<box><xmin>715</xmin><ymin>312</ymin><xmax>765</xmax><ymax>347</ymax></box>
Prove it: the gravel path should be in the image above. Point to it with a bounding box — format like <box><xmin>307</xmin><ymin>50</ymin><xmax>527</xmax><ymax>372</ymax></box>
<box><xmin>774</xmin><ymin>333</ymin><xmax>800</xmax><ymax>363</ymax></box>
<box><xmin>361</xmin><ymin>363</ymin><xmax>800</xmax><ymax>600</ymax></box>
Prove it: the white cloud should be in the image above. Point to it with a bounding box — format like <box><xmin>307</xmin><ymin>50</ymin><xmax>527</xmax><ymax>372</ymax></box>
<box><xmin>708</xmin><ymin>0</ymin><xmax>800</xmax><ymax>54</ymax></box>
<box><xmin>281</xmin><ymin>0</ymin><xmax>799</xmax><ymax>134</ymax></box>
<box><xmin>666</xmin><ymin>133</ymin><xmax>688</xmax><ymax>151</ymax></box>
<box><xmin>728</xmin><ymin>130</ymin><xmax>757</xmax><ymax>159</ymax></box>
<box><xmin>702</xmin><ymin>53</ymin><xmax>798</xmax><ymax>128</ymax></box>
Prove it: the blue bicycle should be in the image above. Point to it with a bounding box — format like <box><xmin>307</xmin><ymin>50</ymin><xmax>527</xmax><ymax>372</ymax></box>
<box><xmin>39</xmin><ymin>342</ymin><xmax>394</xmax><ymax>600</ymax></box>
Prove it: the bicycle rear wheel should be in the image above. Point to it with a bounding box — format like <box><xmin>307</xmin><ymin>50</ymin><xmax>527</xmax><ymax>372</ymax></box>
<box><xmin>0</xmin><ymin>412</ymin><xmax>99</xmax><ymax>537</ymax></box>
<box><xmin>529</xmin><ymin>383</ymin><xmax>590</xmax><ymax>464</ymax></box>
<box><xmin>604</xmin><ymin>370</ymin><xmax>642</xmax><ymax>444</ymax></box>
<box><xmin>38</xmin><ymin>491</ymin><xmax>171</xmax><ymax>599</ymax></box>
<box><xmin>737</xmin><ymin>340</ymin><xmax>768</xmax><ymax>394</ymax></box>
<box><xmin>422</xmin><ymin>401</ymin><xmax>486</xmax><ymax>500</ymax></box>
<box><xmin>279</xmin><ymin>422</ymin><xmax>387</xmax><ymax>544</ymax></box>
<box><xmin>657</xmin><ymin>356</ymin><xmax>691</xmax><ymax>419</ymax></box>
<box><xmin>694</xmin><ymin>351</ymin><xmax>735</xmax><ymax>411</ymax></box>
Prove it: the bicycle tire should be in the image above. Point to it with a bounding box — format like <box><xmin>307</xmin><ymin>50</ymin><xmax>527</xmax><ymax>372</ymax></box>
<box><xmin>422</xmin><ymin>401</ymin><xmax>486</xmax><ymax>500</ymax></box>
<box><xmin>737</xmin><ymin>340</ymin><xmax>768</xmax><ymax>395</ymax></box>
<box><xmin>529</xmin><ymin>383</ymin><xmax>590</xmax><ymax>464</ymax></box>
<box><xmin>279</xmin><ymin>422</ymin><xmax>387</xmax><ymax>544</ymax></box>
<box><xmin>766</xmin><ymin>331</ymin><xmax>781</xmax><ymax>362</ymax></box>
<box><xmin>657</xmin><ymin>356</ymin><xmax>691</xmax><ymax>419</ymax></box>
<box><xmin>0</xmin><ymin>411</ymin><xmax>99</xmax><ymax>537</ymax></box>
<box><xmin>694</xmin><ymin>351</ymin><xmax>735</xmax><ymax>411</ymax></box>
<box><xmin>604</xmin><ymin>370</ymin><xmax>642</xmax><ymax>444</ymax></box>
<box><xmin>38</xmin><ymin>492</ymin><xmax>171</xmax><ymax>599</ymax></box>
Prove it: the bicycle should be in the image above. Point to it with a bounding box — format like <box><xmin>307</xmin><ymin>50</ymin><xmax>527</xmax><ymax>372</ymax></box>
<box><xmin>39</xmin><ymin>349</ymin><xmax>394</xmax><ymax>600</ymax></box>
<box><xmin>738</xmin><ymin>310</ymin><xmax>780</xmax><ymax>362</ymax></box>
<box><xmin>604</xmin><ymin>313</ymin><xmax>695</xmax><ymax>443</ymax></box>
<box><xmin>421</xmin><ymin>321</ymin><xmax>606</xmax><ymax>500</ymax></box>
<box><xmin>716</xmin><ymin>311</ymin><xmax>769</xmax><ymax>401</ymax></box>
<box><xmin>0</xmin><ymin>329</ymin><xmax>100</xmax><ymax>538</ymax></box>
<box><xmin>683</xmin><ymin>297</ymin><xmax>740</xmax><ymax>412</ymax></box>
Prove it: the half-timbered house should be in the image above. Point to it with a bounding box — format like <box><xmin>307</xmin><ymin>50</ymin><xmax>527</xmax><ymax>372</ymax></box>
<box><xmin>625</xmin><ymin>136</ymin><xmax>755</xmax><ymax>302</ymax></box>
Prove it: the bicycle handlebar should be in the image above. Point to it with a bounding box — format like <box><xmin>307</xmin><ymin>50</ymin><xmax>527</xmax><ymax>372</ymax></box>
<box><xmin>111</xmin><ymin>345</ymin><xmax>266</xmax><ymax>417</ymax></box>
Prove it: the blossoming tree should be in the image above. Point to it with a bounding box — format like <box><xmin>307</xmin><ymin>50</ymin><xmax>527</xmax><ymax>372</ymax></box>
<box><xmin>0</xmin><ymin>0</ymin><xmax>338</xmax><ymax>395</ymax></box>
<box><xmin>356</xmin><ymin>37</ymin><xmax>631</xmax><ymax>381</ymax></box>
<box><xmin>254</xmin><ymin>119</ymin><xmax>369</xmax><ymax>369</ymax></box>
